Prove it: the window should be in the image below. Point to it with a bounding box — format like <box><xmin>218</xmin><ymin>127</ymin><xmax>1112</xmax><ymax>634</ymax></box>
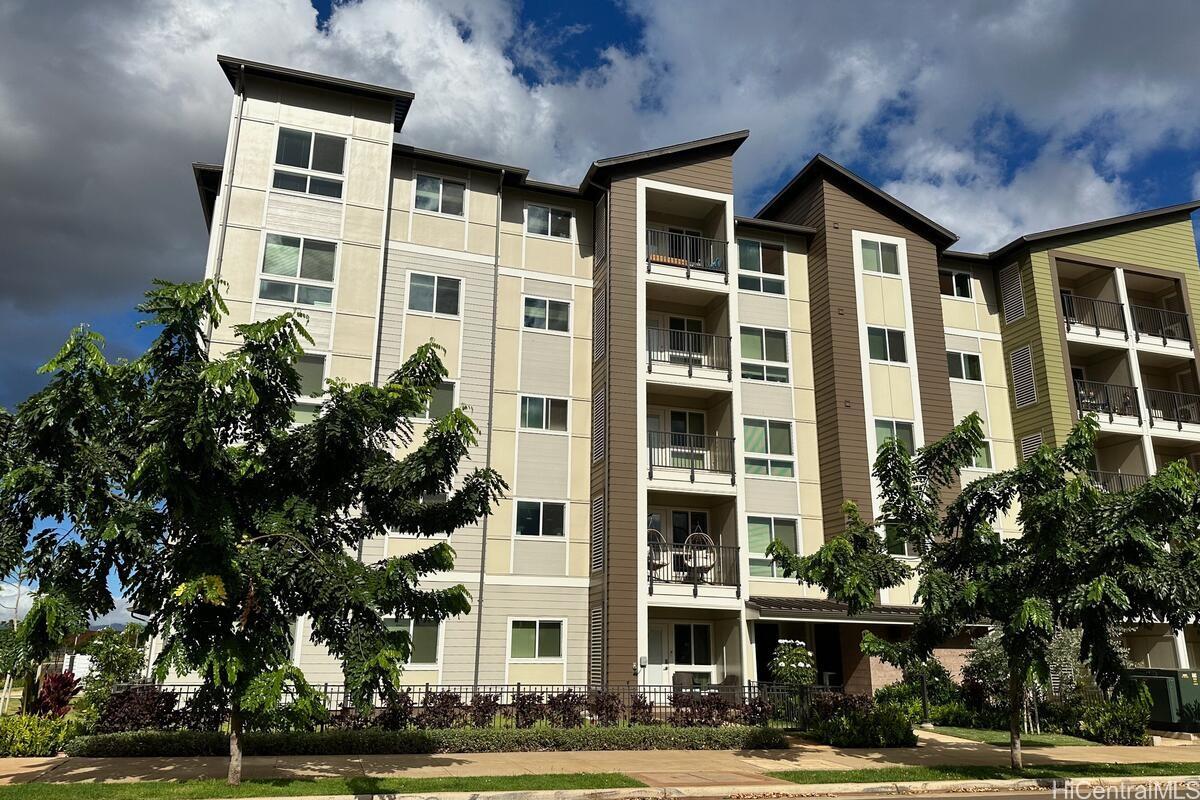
<box><xmin>875</xmin><ymin>419</ymin><xmax>915</xmax><ymax>454</ymax></box>
<box><xmin>515</xmin><ymin>500</ymin><xmax>566</xmax><ymax>537</ymax></box>
<box><xmin>386</xmin><ymin>618</ymin><xmax>439</xmax><ymax>665</ymax></box>
<box><xmin>414</xmin><ymin>174</ymin><xmax>465</xmax><ymax>216</ymax></box>
<box><xmin>971</xmin><ymin>440</ymin><xmax>994</xmax><ymax>470</ymax></box>
<box><xmin>527</xmin><ymin>204</ymin><xmax>572</xmax><ymax>239</ymax></box>
<box><xmin>407</xmin><ymin>273</ymin><xmax>461</xmax><ymax>315</ymax></box>
<box><xmin>510</xmin><ymin>620</ymin><xmax>562</xmax><ymax>660</ymax></box>
<box><xmin>861</xmin><ymin>239</ymin><xmax>900</xmax><ymax>275</ymax></box>
<box><xmin>743</xmin><ymin>419</ymin><xmax>795</xmax><ymax>477</ymax></box>
<box><xmin>273</xmin><ymin>127</ymin><xmax>345</xmax><ymax>198</ymax></box>
<box><xmin>258</xmin><ymin>234</ymin><xmax>336</xmax><ymax>307</ymax></box>
<box><xmin>748</xmin><ymin>517</ymin><xmax>798</xmax><ymax>577</ymax></box>
<box><xmin>884</xmin><ymin>524</ymin><xmax>915</xmax><ymax>557</ymax></box>
<box><xmin>947</xmin><ymin>351</ymin><xmax>982</xmax><ymax>381</ymax></box>
<box><xmin>737</xmin><ymin>239</ymin><xmax>785</xmax><ymax>294</ymax></box>
<box><xmin>740</xmin><ymin>326</ymin><xmax>789</xmax><ymax>382</ymax></box>
<box><xmin>523</xmin><ymin>297</ymin><xmax>570</xmax><ymax>332</ymax></box>
<box><xmin>674</xmin><ymin>623</ymin><xmax>712</xmax><ymax>666</ymax></box>
<box><xmin>939</xmin><ymin>269</ymin><xmax>972</xmax><ymax>298</ymax></box>
<box><xmin>867</xmin><ymin>327</ymin><xmax>907</xmax><ymax>363</ymax></box>
<box><xmin>520</xmin><ymin>396</ymin><xmax>568</xmax><ymax>431</ymax></box>
<box><xmin>292</xmin><ymin>354</ymin><xmax>326</xmax><ymax>424</ymax></box>
<box><xmin>419</xmin><ymin>381</ymin><xmax>456</xmax><ymax>420</ymax></box>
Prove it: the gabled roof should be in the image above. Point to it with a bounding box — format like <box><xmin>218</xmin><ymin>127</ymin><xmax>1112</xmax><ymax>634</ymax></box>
<box><xmin>944</xmin><ymin>200</ymin><xmax>1200</xmax><ymax>264</ymax></box>
<box><xmin>756</xmin><ymin>153</ymin><xmax>959</xmax><ymax>248</ymax></box>
<box><xmin>580</xmin><ymin>130</ymin><xmax>749</xmax><ymax>189</ymax></box>
<box><xmin>217</xmin><ymin>55</ymin><xmax>415</xmax><ymax>132</ymax></box>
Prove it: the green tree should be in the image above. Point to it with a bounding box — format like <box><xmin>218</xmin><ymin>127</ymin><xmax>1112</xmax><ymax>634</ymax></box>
<box><xmin>77</xmin><ymin>624</ymin><xmax>146</xmax><ymax>728</ymax></box>
<box><xmin>0</xmin><ymin>280</ymin><xmax>505</xmax><ymax>784</ymax></box>
<box><xmin>769</xmin><ymin>412</ymin><xmax>1200</xmax><ymax>769</ymax></box>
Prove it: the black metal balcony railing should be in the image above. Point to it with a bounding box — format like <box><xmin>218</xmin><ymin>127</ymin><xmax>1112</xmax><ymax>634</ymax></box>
<box><xmin>1074</xmin><ymin>379</ymin><xmax>1141</xmax><ymax>423</ymax></box>
<box><xmin>1089</xmin><ymin>470</ymin><xmax>1148</xmax><ymax>493</ymax></box>
<box><xmin>646</xmin><ymin>229</ymin><xmax>728</xmax><ymax>280</ymax></box>
<box><xmin>1145</xmin><ymin>388</ymin><xmax>1200</xmax><ymax>430</ymax></box>
<box><xmin>646</xmin><ymin>328</ymin><xmax>732</xmax><ymax>379</ymax></box>
<box><xmin>1132</xmin><ymin>305</ymin><xmax>1191</xmax><ymax>347</ymax></box>
<box><xmin>647</xmin><ymin>430</ymin><xmax>735</xmax><ymax>483</ymax></box>
<box><xmin>647</xmin><ymin>542</ymin><xmax>740</xmax><ymax>597</ymax></box>
<box><xmin>1061</xmin><ymin>293</ymin><xmax>1127</xmax><ymax>337</ymax></box>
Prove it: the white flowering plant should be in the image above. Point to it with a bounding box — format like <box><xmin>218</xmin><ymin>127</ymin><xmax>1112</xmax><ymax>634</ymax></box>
<box><xmin>767</xmin><ymin>639</ymin><xmax>818</xmax><ymax>687</ymax></box>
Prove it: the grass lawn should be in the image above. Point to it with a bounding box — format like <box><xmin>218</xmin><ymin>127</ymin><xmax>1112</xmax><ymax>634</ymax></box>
<box><xmin>770</xmin><ymin>763</ymin><xmax>1200</xmax><ymax>784</ymax></box>
<box><xmin>0</xmin><ymin>773</ymin><xmax>643</xmax><ymax>800</ymax></box>
<box><xmin>931</xmin><ymin>725</ymin><xmax>1098</xmax><ymax>747</ymax></box>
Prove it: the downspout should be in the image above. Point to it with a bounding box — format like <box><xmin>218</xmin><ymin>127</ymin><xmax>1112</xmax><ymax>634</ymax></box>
<box><xmin>472</xmin><ymin>168</ymin><xmax>505</xmax><ymax>689</ymax></box>
<box><xmin>204</xmin><ymin>64</ymin><xmax>246</xmax><ymax>345</ymax></box>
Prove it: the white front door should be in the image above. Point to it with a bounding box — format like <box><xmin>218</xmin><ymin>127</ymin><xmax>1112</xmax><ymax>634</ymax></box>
<box><xmin>645</xmin><ymin>624</ymin><xmax>668</xmax><ymax>685</ymax></box>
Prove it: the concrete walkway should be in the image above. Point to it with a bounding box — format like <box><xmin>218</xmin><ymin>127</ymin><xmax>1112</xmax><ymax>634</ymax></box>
<box><xmin>5</xmin><ymin>732</ymin><xmax>1200</xmax><ymax>789</ymax></box>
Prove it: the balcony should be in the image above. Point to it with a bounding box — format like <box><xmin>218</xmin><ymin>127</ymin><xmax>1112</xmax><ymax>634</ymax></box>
<box><xmin>1146</xmin><ymin>388</ymin><xmax>1200</xmax><ymax>432</ymax></box>
<box><xmin>1132</xmin><ymin>305</ymin><xmax>1192</xmax><ymax>349</ymax></box>
<box><xmin>1062</xmin><ymin>293</ymin><xmax>1127</xmax><ymax>340</ymax></box>
<box><xmin>646</xmin><ymin>230</ymin><xmax>728</xmax><ymax>285</ymax></box>
<box><xmin>1089</xmin><ymin>470</ymin><xmax>1148</xmax><ymax>493</ymax></box>
<box><xmin>1075</xmin><ymin>379</ymin><xmax>1141</xmax><ymax>425</ymax></box>
<box><xmin>647</xmin><ymin>328</ymin><xmax>732</xmax><ymax>381</ymax></box>
<box><xmin>647</xmin><ymin>430</ymin><xmax>735</xmax><ymax>486</ymax></box>
<box><xmin>647</xmin><ymin>539</ymin><xmax>740</xmax><ymax>598</ymax></box>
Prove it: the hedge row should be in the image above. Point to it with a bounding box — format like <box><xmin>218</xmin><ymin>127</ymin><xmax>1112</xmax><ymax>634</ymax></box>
<box><xmin>65</xmin><ymin>724</ymin><xmax>788</xmax><ymax>757</ymax></box>
<box><xmin>0</xmin><ymin>715</ymin><xmax>79</xmax><ymax>757</ymax></box>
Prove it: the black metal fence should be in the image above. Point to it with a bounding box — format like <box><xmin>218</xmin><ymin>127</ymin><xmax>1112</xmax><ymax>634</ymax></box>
<box><xmin>1132</xmin><ymin>304</ymin><xmax>1190</xmax><ymax>346</ymax></box>
<box><xmin>1062</xmin><ymin>293</ymin><xmax>1127</xmax><ymax>336</ymax></box>
<box><xmin>112</xmin><ymin>681</ymin><xmax>836</xmax><ymax>729</ymax></box>
<box><xmin>1088</xmin><ymin>470</ymin><xmax>1148</xmax><ymax>493</ymax></box>
<box><xmin>647</xmin><ymin>431</ymin><xmax>736</xmax><ymax>482</ymax></box>
<box><xmin>646</xmin><ymin>328</ymin><xmax>732</xmax><ymax>378</ymax></box>
<box><xmin>648</xmin><ymin>543</ymin><xmax>740</xmax><ymax>596</ymax></box>
<box><xmin>1146</xmin><ymin>388</ymin><xmax>1200</xmax><ymax>430</ymax></box>
<box><xmin>646</xmin><ymin>229</ymin><xmax>728</xmax><ymax>278</ymax></box>
<box><xmin>1074</xmin><ymin>379</ymin><xmax>1141</xmax><ymax>422</ymax></box>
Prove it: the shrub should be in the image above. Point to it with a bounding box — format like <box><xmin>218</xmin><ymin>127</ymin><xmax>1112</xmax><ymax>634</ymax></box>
<box><xmin>809</xmin><ymin>693</ymin><xmax>916</xmax><ymax>748</ymax></box>
<box><xmin>0</xmin><ymin>715</ymin><xmax>78</xmax><ymax>756</ymax></box>
<box><xmin>768</xmin><ymin>639</ymin><xmax>817</xmax><ymax>688</ymax></box>
<box><xmin>327</xmin><ymin>707</ymin><xmax>375</xmax><ymax>731</ymax></box>
<box><xmin>874</xmin><ymin>658</ymin><xmax>959</xmax><ymax>710</ymax></box>
<box><xmin>512</xmin><ymin>691</ymin><xmax>544</xmax><ymax>728</ymax></box>
<box><xmin>929</xmin><ymin>700</ymin><xmax>975</xmax><ymax>727</ymax></box>
<box><xmin>628</xmin><ymin>693</ymin><xmax>654</xmax><ymax>726</ymax></box>
<box><xmin>545</xmin><ymin>690</ymin><xmax>585</xmax><ymax>728</ymax></box>
<box><xmin>587</xmin><ymin>691</ymin><xmax>623</xmax><ymax>726</ymax></box>
<box><xmin>468</xmin><ymin>693</ymin><xmax>500</xmax><ymax>727</ymax></box>
<box><xmin>65</xmin><ymin>724</ymin><xmax>789</xmax><ymax>757</ymax></box>
<box><xmin>76</xmin><ymin>626</ymin><xmax>145</xmax><ymax>728</ymax></box>
<box><xmin>1077</xmin><ymin>695</ymin><xmax>1150</xmax><ymax>746</ymax></box>
<box><xmin>178</xmin><ymin>684</ymin><xmax>229</xmax><ymax>732</ymax></box>
<box><xmin>377</xmin><ymin>691</ymin><xmax>414</xmax><ymax>731</ymax></box>
<box><xmin>32</xmin><ymin>671</ymin><xmax>80</xmax><ymax>717</ymax></box>
<box><xmin>670</xmin><ymin>692</ymin><xmax>736</xmax><ymax>727</ymax></box>
<box><xmin>420</xmin><ymin>691</ymin><xmax>463</xmax><ymax>729</ymax></box>
<box><xmin>744</xmin><ymin>695</ymin><xmax>774</xmax><ymax>726</ymax></box>
<box><xmin>95</xmin><ymin>685</ymin><xmax>180</xmax><ymax>734</ymax></box>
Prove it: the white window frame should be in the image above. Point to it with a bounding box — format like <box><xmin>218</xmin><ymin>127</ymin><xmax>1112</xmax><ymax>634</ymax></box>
<box><xmin>416</xmin><ymin>380</ymin><xmax>457</xmax><ymax>421</ymax></box>
<box><xmin>406</xmin><ymin>271</ymin><xmax>462</xmax><ymax>318</ymax></box>
<box><xmin>524</xmin><ymin>202</ymin><xmax>575</xmax><ymax>242</ymax></box>
<box><xmin>672</xmin><ymin>622</ymin><xmax>715</xmax><ymax>667</ymax></box>
<box><xmin>866</xmin><ymin>325</ymin><xmax>908</xmax><ymax>365</ymax></box>
<box><xmin>507</xmin><ymin>618</ymin><xmax>566</xmax><ymax>663</ymax></box>
<box><xmin>970</xmin><ymin>439</ymin><xmax>995</xmax><ymax>471</ymax></box>
<box><xmin>271</xmin><ymin>126</ymin><xmax>347</xmax><ymax>201</ymax></box>
<box><xmin>736</xmin><ymin>237</ymin><xmax>787</xmax><ymax>295</ymax></box>
<box><xmin>859</xmin><ymin>237</ymin><xmax>903</xmax><ymax>278</ymax></box>
<box><xmin>522</xmin><ymin>295</ymin><xmax>572</xmax><ymax>334</ymax></box>
<box><xmin>292</xmin><ymin>353</ymin><xmax>329</xmax><ymax>424</ymax></box>
<box><xmin>412</xmin><ymin>172</ymin><xmax>468</xmax><ymax>219</ymax></box>
<box><xmin>947</xmin><ymin>351</ymin><xmax>983</xmax><ymax>382</ymax></box>
<box><xmin>884</xmin><ymin>523</ymin><xmax>917</xmax><ymax>559</ymax></box>
<box><xmin>519</xmin><ymin>394</ymin><xmax>570</xmax><ymax>433</ymax></box>
<box><xmin>742</xmin><ymin>417</ymin><xmax>796</xmax><ymax>479</ymax></box>
<box><xmin>874</xmin><ymin>418</ymin><xmax>916</xmax><ymax>454</ymax></box>
<box><xmin>940</xmin><ymin>268</ymin><xmax>973</xmax><ymax>300</ymax></box>
<box><xmin>513</xmin><ymin>499</ymin><xmax>567</xmax><ymax>538</ymax></box>
<box><xmin>388</xmin><ymin>617</ymin><xmax>441</xmax><ymax>666</ymax></box>
<box><xmin>255</xmin><ymin>232</ymin><xmax>339</xmax><ymax>310</ymax></box>
<box><xmin>747</xmin><ymin>515</ymin><xmax>801</xmax><ymax>579</ymax></box>
<box><xmin>740</xmin><ymin>325</ymin><xmax>790</xmax><ymax>383</ymax></box>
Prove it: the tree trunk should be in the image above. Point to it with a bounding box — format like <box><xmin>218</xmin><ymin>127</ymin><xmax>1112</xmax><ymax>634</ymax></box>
<box><xmin>1008</xmin><ymin>670</ymin><xmax>1023</xmax><ymax>771</ymax></box>
<box><xmin>227</xmin><ymin>708</ymin><xmax>244</xmax><ymax>786</ymax></box>
<box><xmin>921</xmin><ymin>672</ymin><xmax>930</xmax><ymax>723</ymax></box>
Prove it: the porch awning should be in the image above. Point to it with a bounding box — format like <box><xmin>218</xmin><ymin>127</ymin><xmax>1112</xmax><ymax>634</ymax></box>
<box><xmin>748</xmin><ymin>596</ymin><xmax>921</xmax><ymax>625</ymax></box>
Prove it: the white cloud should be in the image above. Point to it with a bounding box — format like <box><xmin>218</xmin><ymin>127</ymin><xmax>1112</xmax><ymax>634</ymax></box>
<box><xmin>0</xmin><ymin>581</ymin><xmax>33</xmax><ymax>623</ymax></box>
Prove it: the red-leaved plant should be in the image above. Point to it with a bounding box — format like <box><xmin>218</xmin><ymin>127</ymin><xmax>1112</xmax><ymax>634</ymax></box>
<box><xmin>33</xmin><ymin>671</ymin><xmax>80</xmax><ymax>717</ymax></box>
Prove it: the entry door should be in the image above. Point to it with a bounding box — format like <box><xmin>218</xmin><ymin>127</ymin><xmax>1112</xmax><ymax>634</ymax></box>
<box><xmin>669</xmin><ymin>411</ymin><xmax>705</xmax><ymax>468</ymax></box>
<box><xmin>646</xmin><ymin>624</ymin><xmax>668</xmax><ymax>685</ymax></box>
<box><xmin>668</xmin><ymin>316</ymin><xmax>704</xmax><ymax>365</ymax></box>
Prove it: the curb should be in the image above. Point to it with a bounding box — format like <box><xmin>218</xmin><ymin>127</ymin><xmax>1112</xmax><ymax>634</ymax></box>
<box><xmin>226</xmin><ymin>774</ymin><xmax>1200</xmax><ymax>800</ymax></box>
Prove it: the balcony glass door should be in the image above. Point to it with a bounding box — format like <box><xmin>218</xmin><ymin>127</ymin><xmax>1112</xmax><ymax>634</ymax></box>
<box><xmin>670</xmin><ymin>510</ymin><xmax>708</xmax><ymax>545</ymax></box>
<box><xmin>668</xmin><ymin>316</ymin><xmax>704</xmax><ymax>366</ymax></box>
<box><xmin>669</xmin><ymin>410</ymin><xmax>705</xmax><ymax>469</ymax></box>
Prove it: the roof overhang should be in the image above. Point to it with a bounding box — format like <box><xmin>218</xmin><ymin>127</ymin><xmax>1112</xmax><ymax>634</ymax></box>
<box><xmin>192</xmin><ymin>162</ymin><xmax>223</xmax><ymax>232</ymax></box>
<box><xmin>735</xmin><ymin>216</ymin><xmax>816</xmax><ymax>238</ymax></box>
<box><xmin>580</xmin><ymin>130</ymin><xmax>749</xmax><ymax>191</ymax></box>
<box><xmin>747</xmin><ymin>596</ymin><xmax>921</xmax><ymax>625</ymax></box>
<box><xmin>217</xmin><ymin>55</ymin><xmax>414</xmax><ymax>132</ymax></box>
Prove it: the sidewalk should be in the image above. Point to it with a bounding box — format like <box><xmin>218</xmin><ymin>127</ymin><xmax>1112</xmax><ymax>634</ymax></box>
<box><xmin>4</xmin><ymin>731</ymin><xmax>1200</xmax><ymax>789</ymax></box>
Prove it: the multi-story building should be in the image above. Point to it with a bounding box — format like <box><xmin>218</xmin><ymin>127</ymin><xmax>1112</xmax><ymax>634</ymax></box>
<box><xmin>191</xmin><ymin>55</ymin><xmax>1200</xmax><ymax>693</ymax></box>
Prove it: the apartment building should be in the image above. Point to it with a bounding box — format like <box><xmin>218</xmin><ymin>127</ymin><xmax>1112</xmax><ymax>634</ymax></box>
<box><xmin>192</xmin><ymin>56</ymin><xmax>1200</xmax><ymax>694</ymax></box>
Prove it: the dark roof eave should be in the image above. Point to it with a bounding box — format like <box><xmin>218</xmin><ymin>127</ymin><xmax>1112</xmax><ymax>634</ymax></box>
<box><xmin>581</xmin><ymin>129</ymin><xmax>750</xmax><ymax>188</ymax></box>
<box><xmin>192</xmin><ymin>162</ymin><xmax>223</xmax><ymax>232</ymax></box>
<box><xmin>217</xmin><ymin>55</ymin><xmax>414</xmax><ymax>132</ymax></box>
<box><xmin>735</xmin><ymin>216</ymin><xmax>816</xmax><ymax>237</ymax></box>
